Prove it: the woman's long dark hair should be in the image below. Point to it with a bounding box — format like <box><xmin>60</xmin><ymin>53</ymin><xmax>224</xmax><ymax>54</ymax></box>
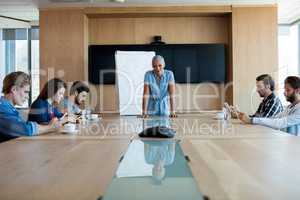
<box><xmin>38</xmin><ymin>78</ymin><xmax>67</xmax><ymax>100</ymax></box>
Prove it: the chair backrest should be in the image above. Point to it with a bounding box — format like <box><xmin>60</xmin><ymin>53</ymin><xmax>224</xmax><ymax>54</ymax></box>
<box><xmin>286</xmin><ymin>125</ymin><xmax>300</xmax><ymax>136</ymax></box>
<box><xmin>0</xmin><ymin>134</ymin><xmax>17</xmax><ymax>143</ymax></box>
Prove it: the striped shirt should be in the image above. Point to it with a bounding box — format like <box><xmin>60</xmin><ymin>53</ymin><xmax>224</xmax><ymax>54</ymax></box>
<box><xmin>252</xmin><ymin>93</ymin><xmax>283</xmax><ymax>118</ymax></box>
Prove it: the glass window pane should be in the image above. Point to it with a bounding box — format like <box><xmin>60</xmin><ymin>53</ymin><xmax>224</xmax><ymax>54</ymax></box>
<box><xmin>0</xmin><ymin>27</ymin><xmax>40</xmax><ymax>107</ymax></box>
<box><xmin>1</xmin><ymin>28</ymin><xmax>31</xmax><ymax>107</ymax></box>
<box><xmin>15</xmin><ymin>40</ymin><xmax>29</xmax><ymax>73</ymax></box>
<box><xmin>31</xmin><ymin>39</ymin><xmax>39</xmax><ymax>101</ymax></box>
<box><xmin>278</xmin><ymin>24</ymin><xmax>299</xmax><ymax>105</ymax></box>
<box><xmin>2</xmin><ymin>28</ymin><xmax>27</xmax><ymax>40</ymax></box>
<box><xmin>0</xmin><ymin>30</ymin><xmax>5</xmax><ymax>94</ymax></box>
<box><xmin>31</xmin><ymin>27</ymin><xmax>39</xmax><ymax>40</ymax></box>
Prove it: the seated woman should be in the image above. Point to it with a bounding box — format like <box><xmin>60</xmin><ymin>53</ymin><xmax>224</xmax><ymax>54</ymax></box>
<box><xmin>28</xmin><ymin>78</ymin><xmax>66</xmax><ymax>124</ymax></box>
<box><xmin>142</xmin><ymin>55</ymin><xmax>177</xmax><ymax>118</ymax></box>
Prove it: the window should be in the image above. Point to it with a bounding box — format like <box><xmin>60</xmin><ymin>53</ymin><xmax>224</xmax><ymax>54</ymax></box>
<box><xmin>30</xmin><ymin>27</ymin><xmax>40</xmax><ymax>102</ymax></box>
<box><xmin>0</xmin><ymin>27</ymin><xmax>39</xmax><ymax>107</ymax></box>
<box><xmin>278</xmin><ymin>24</ymin><xmax>300</xmax><ymax>105</ymax></box>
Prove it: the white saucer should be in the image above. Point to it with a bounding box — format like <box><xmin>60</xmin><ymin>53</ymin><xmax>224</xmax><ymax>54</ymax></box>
<box><xmin>61</xmin><ymin>129</ymin><xmax>79</xmax><ymax>134</ymax></box>
<box><xmin>213</xmin><ymin>116</ymin><xmax>225</xmax><ymax>120</ymax></box>
<box><xmin>88</xmin><ymin>117</ymin><xmax>101</xmax><ymax>122</ymax></box>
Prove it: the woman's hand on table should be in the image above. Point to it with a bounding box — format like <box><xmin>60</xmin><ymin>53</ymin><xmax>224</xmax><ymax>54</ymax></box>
<box><xmin>141</xmin><ymin>113</ymin><xmax>149</xmax><ymax>118</ymax></box>
<box><xmin>49</xmin><ymin>117</ymin><xmax>62</xmax><ymax>129</ymax></box>
<box><xmin>60</xmin><ymin>113</ymin><xmax>77</xmax><ymax>124</ymax></box>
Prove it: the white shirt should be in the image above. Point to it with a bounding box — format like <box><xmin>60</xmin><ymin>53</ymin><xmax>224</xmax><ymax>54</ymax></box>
<box><xmin>253</xmin><ymin>103</ymin><xmax>300</xmax><ymax>135</ymax></box>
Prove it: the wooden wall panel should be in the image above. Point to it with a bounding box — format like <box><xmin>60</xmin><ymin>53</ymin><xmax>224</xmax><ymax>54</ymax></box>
<box><xmin>89</xmin><ymin>18</ymin><xmax>135</xmax><ymax>44</ymax></box>
<box><xmin>84</xmin><ymin>14</ymin><xmax>89</xmax><ymax>81</ymax></box>
<box><xmin>232</xmin><ymin>6</ymin><xmax>278</xmax><ymax>114</ymax></box>
<box><xmin>40</xmin><ymin>9</ymin><xmax>87</xmax><ymax>87</ymax></box>
<box><xmin>39</xmin><ymin>6</ymin><xmax>278</xmax><ymax>113</ymax></box>
<box><xmin>175</xmin><ymin>84</ymin><xmax>223</xmax><ymax>111</ymax></box>
<box><xmin>89</xmin><ymin>16</ymin><xmax>229</xmax><ymax>112</ymax></box>
<box><xmin>89</xmin><ymin>17</ymin><xmax>229</xmax><ymax>44</ymax></box>
<box><xmin>84</xmin><ymin>6</ymin><xmax>232</xmax><ymax>16</ymax></box>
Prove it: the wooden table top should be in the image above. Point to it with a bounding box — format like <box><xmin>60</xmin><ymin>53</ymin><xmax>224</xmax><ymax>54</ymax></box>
<box><xmin>0</xmin><ymin>139</ymin><xmax>130</xmax><ymax>200</ymax></box>
<box><xmin>181</xmin><ymin>137</ymin><xmax>300</xmax><ymax>200</ymax></box>
<box><xmin>20</xmin><ymin>113</ymin><xmax>290</xmax><ymax>140</ymax></box>
<box><xmin>0</xmin><ymin>113</ymin><xmax>297</xmax><ymax>200</ymax></box>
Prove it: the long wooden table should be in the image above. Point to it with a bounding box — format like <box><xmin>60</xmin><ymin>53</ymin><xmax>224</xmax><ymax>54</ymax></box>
<box><xmin>0</xmin><ymin>113</ymin><xmax>298</xmax><ymax>200</ymax></box>
<box><xmin>20</xmin><ymin>113</ymin><xmax>290</xmax><ymax>140</ymax></box>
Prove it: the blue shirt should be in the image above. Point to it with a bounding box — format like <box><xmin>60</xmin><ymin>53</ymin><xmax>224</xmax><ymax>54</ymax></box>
<box><xmin>60</xmin><ymin>97</ymin><xmax>81</xmax><ymax>115</ymax></box>
<box><xmin>28</xmin><ymin>98</ymin><xmax>64</xmax><ymax>124</ymax></box>
<box><xmin>144</xmin><ymin>70</ymin><xmax>175</xmax><ymax>116</ymax></box>
<box><xmin>144</xmin><ymin>140</ymin><xmax>175</xmax><ymax>166</ymax></box>
<box><xmin>0</xmin><ymin>97</ymin><xmax>38</xmax><ymax>139</ymax></box>
<box><xmin>145</xmin><ymin>118</ymin><xmax>171</xmax><ymax>128</ymax></box>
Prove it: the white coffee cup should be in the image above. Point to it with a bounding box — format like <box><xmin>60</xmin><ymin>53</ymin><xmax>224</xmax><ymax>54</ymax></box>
<box><xmin>215</xmin><ymin>112</ymin><xmax>225</xmax><ymax>120</ymax></box>
<box><xmin>87</xmin><ymin>114</ymin><xmax>98</xmax><ymax>120</ymax></box>
<box><xmin>82</xmin><ymin>109</ymin><xmax>92</xmax><ymax>116</ymax></box>
<box><xmin>63</xmin><ymin>123</ymin><xmax>76</xmax><ymax>132</ymax></box>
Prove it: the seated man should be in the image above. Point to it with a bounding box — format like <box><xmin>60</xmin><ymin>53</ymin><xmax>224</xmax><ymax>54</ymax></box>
<box><xmin>0</xmin><ymin>72</ymin><xmax>60</xmax><ymax>142</ymax></box>
<box><xmin>239</xmin><ymin>76</ymin><xmax>300</xmax><ymax>136</ymax></box>
<box><xmin>251</xmin><ymin>74</ymin><xmax>283</xmax><ymax>117</ymax></box>
<box><xmin>60</xmin><ymin>81</ymin><xmax>90</xmax><ymax>115</ymax></box>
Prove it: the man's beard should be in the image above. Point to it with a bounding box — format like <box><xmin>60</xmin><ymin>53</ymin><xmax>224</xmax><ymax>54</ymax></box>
<box><xmin>257</xmin><ymin>90</ymin><xmax>266</xmax><ymax>98</ymax></box>
<box><xmin>258</xmin><ymin>91</ymin><xmax>264</xmax><ymax>98</ymax></box>
<box><xmin>286</xmin><ymin>92</ymin><xmax>296</xmax><ymax>103</ymax></box>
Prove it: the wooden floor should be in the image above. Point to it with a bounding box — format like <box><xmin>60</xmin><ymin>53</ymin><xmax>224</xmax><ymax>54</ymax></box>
<box><xmin>0</xmin><ymin>113</ymin><xmax>299</xmax><ymax>200</ymax></box>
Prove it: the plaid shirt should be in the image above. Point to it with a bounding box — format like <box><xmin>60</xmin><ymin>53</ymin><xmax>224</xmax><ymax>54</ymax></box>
<box><xmin>252</xmin><ymin>93</ymin><xmax>283</xmax><ymax>118</ymax></box>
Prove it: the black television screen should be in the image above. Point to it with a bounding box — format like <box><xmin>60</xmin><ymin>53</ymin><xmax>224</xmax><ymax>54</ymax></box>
<box><xmin>88</xmin><ymin>44</ymin><xmax>226</xmax><ymax>84</ymax></box>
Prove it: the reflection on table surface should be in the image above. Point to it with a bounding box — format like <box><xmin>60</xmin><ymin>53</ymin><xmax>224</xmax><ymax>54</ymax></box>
<box><xmin>142</xmin><ymin>117</ymin><xmax>171</xmax><ymax>129</ymax></box>
<box><xmin>102</xmin><ymin>139</ymin><xmax>204</xmax><ymax>200</ymax></box>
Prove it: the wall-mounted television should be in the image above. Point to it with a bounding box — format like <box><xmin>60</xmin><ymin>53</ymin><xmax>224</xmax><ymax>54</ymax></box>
<box><xmin>88</xmin><ymin>44</ymin><xmax>226</xmax><ymax>84</ymax></box>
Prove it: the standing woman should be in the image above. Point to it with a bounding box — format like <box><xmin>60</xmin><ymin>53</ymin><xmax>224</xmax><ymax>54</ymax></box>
<box><xmin>29</xmin><ymin>78</ymin><xmax>66</xmax><ymax>124</ymax></box>
<box><xmin>142</xmin><ymin>55</ymin><xmax>177</xmax><ymax>118</ymax></box>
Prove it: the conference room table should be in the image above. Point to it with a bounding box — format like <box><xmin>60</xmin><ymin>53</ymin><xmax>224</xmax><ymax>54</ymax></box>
<box><xmin>0</xmin><ymin>112</ymin><xmax>299</xmax><ymax>200</ymax></box>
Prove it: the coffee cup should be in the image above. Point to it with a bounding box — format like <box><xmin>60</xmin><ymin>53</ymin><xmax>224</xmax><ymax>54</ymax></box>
<box><xmin>215</xmin><ymin>112</ymin><xmax>225</xmax><ymax>120</ymax></box>
<box><xmin>63</xmin><ymin>123</ymin><xmax>76</xmax><ymax>132</ymax></box>
<box><xmin>87</xmin><ymin>114</ymin><xmax>98</xmax><ymax>120</ymax></box>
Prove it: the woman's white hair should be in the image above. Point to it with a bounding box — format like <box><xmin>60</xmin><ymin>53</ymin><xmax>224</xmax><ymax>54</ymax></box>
<box><xmin>152</xmin><ymin>55</ymin><xmax>165</xmax><ymax>66</ymax></box>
